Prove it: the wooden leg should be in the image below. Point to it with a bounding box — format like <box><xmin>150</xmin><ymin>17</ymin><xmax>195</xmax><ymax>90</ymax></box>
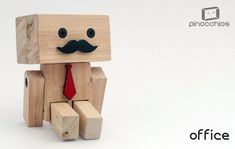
<box><xmin>51</xmin><ymin>102</ymin><xmax>79</xmax><ymax>140</ymax></box>
<box><xmin>73</xmin><ymin>101</ymin><xmax>102</xmax><ymax>139</ymax></box>
<box><xmin>24</xmin><ymin>71</ymin><xmax>44</xmax><ymax>127</ymax></box>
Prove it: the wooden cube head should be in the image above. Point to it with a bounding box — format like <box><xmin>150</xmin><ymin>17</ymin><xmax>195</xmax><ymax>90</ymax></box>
<box><xmin>16</xmin><ymin>14</ymin><xmax>111</xmax><ymax>64</ymax></box>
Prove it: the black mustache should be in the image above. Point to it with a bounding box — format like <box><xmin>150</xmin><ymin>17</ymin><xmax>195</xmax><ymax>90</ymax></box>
<box><xmin>57</xmin><ymin>40</ymin><xmax>98</xmax><ymax>54</ymax></box>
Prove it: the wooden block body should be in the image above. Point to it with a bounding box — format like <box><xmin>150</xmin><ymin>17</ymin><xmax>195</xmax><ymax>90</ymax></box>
<box><xmin>16</xmin><ymin>14</ymin><xmax>111</xmax><ymax>64</ymax></box>
<box><xmin>41</xmin><ymin>62</ymin><xmax>92</xmax><ymax>121</ymax></box>
<box><xmin>91</xmin><ymin>67</ymin><xmax>107</xmax><ymax>113</ymax></box>
<box><xmin>73</xmin><ymin>101</ymin><xmax>102</xmax><ymax>139</ymax></box>
<box><xmin>51</xmin><ymin>102</ymin><xmax>79</xmax><ymax>140</ymax></box>
<box><xmin>24</xmin><ymin>71</ymin><xmax>44</xmax><ymax>127</ymax></box>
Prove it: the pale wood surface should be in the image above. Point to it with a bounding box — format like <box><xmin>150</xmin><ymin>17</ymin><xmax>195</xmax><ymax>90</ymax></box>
<box><xmin>16</xmin><ymin>14</ymin><xmax>111</xmax><ymax>64</ymax></box>
<box><xmin>73</xmin><ymin>101</ymin><xmax>102</xmax><ymax>139</ymax></box>
<box><xmin>24</xmin><ymin>71</ymin><xmax>44</xmax><ymax>127</ymax></box>
<box><xmin>51</xmin><ymin>102</ymin><xmax>79</xmax><ymax>140</ymax></box>
<box><xmin>16</xmin><ymin>15</ymin><xmax>39</xmax><ymax>63</ymax></box>
<box><xmin>41</xmin><ymin>62</ymin><xmax>92</xmax><ymax>121</ymax></box>
<box><xmin>90</xmin><ymin>67</ymin><xmax>107</xmax><ymax>113</ymax></box>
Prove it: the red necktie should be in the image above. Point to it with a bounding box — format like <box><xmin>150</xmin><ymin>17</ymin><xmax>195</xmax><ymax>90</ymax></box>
<box><xmin>63</xmin><ymin>64</ymin><xmax>76</xmax><ymax>100</ymax></box>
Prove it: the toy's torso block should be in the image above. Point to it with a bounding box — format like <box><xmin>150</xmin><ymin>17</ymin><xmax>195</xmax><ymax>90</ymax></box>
<box><xmin>41</xmin><ymin>62</ymin><xmax>92</xmax><ymax>121</ymax></box>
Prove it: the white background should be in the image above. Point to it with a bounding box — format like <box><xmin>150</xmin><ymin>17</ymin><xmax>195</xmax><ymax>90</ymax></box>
<box><xmin>0</xmin><ymin>0</ymin><xmax>235</xmax><ymax>148</ymax></box>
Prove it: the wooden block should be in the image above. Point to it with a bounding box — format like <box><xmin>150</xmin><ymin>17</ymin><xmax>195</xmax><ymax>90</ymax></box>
<box><xmin>16</xmin><ymin>15</ymin><xmax>39</xmax><ymax>63</ymax></box>
<box><xmin>90</xmin><ymin>67</ymin><xmax>107</xmax><ymax>113</ymax></box>
<box><xmin>73</xmin><ymin>101</ymin><xmax>102</xmax><ymax>139</ymax></box>
<box><xmin>24</xmin><ymin>71</ymin><xmax>44</xmax><ymax>127</ymax></box>
<box><xmin>16</xmin><ymin>14</ymin><xmax>111</xmax><ymax>64</ymax></box>
<box><xmin>51</xmin><ymin>102</ymin><xmax>79</xmax><ymax>140</ymax></box>
<box><xmin>41</xmin><ymin>62</ymin><xmax>92</xmax><ymax>121</ymax></box>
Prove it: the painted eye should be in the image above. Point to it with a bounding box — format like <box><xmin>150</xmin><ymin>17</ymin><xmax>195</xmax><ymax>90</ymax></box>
<box><xmin>87</xmin><ymin>28</ymin><xmax>95</xmax><ymax>38</ymax></box>
<box><xmin>58</xmin><ymin>28</ymin><xmax>67</xmax><ymax>38</ymax></box>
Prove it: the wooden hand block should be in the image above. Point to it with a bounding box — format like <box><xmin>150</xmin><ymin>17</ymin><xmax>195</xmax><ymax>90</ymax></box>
<box><xmin>73</xmin><ymin>101</ymin><xmax>102</xmax><ymax>139</ymax></box>
<box><xmin>24</xmin><ymin>71</ymin><xmax>44</xmax><ymax>127</ymax></box>
<box><xmin>51</xmin><ymin>102</ymin><xmax>79</xmax><ymax>140</ymax></box>
<box><xmin>91</xmin><ymin>67</ymin><xmax>107</xmax><ymax>113</ymax></box>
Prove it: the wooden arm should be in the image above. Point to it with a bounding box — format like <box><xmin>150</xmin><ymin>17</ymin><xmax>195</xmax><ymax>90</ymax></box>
<box><xmin>24</xmin><ymin>71</ymin><xmax>45</xmax><ymax>127</ymax></box>
<box><xmin>90</xmin><ymin>67</ymin><xmax>107</xmax><ymax>113</ymax></box>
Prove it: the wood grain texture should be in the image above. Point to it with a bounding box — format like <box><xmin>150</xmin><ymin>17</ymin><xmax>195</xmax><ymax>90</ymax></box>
<box><xmin>51</xmin><ymin>102</ymin><xmax>79</xmax><ymax>140</ymax></box>
<box><xmin>16</xmin><ymin>14</ymin><xmax>111</xmax><ymax>64</ymax></box>
<box><xmin>41</xmin><ymin>62</ymin><xmax>92</xmax><ymax>121</ymax></box>
<box><xmin>16</xmin><ymin>15</ymin><xmax>39</xmax><ymax>64</ymax></box>
<box><xmin>24</xmin><ymin>71</ymin><xmax>44</xmax><ymax>127</ymax></box>
<box><xmin>73</xmin><ymin>101</ymin><xmax>102</xmax><ymax>139</ymax></box>
<box><xmin>90</xmin><ymin>67</ymin><xmax>107</xmax><ymax>113</ymax></box>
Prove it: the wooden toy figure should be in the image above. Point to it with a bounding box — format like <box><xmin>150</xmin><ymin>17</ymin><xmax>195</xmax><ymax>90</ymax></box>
<box><xmin>15</xmin><ymin>14</ymin><xmax>111</xmax><ymax>140</ymax></box>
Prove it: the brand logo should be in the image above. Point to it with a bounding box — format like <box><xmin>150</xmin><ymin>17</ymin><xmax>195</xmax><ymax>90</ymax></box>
<box><xmin>202</xmin><ymin>7</ymin><xmax>219</xmax><ymax>21</ymax></box>
<box><xmin>189</xmin><ymin>6</ymin><xmax>230</xmax><ymax>27</ymax></box>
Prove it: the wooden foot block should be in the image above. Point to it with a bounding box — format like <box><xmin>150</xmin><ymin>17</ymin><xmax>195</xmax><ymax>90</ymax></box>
<box><xmin>51</xmin><ymin>102</ymin><xmax>79</xmax><ymax>140</ymax></box>
<box><xmin>24</xmin><ymin>71</ymin><xmax>44</xmax><ymax>127</ymax></box>
<box><xmin>91</xmin><ymin>67</ymin><xmax>107</xmax><ymax>113</ymax></box>
<box><xmin>73</xmin><ymin>101</ymin><xmax>102</xmax><ymax>139</ymax></box>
